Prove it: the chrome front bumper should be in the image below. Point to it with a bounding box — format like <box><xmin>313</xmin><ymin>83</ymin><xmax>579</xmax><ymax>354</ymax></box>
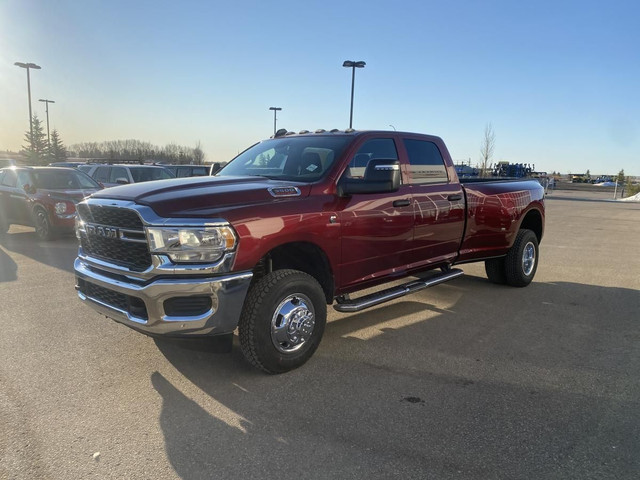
<box><xmin>74</xmin><ymin>257</ymin><xmax>253</xmax><ymax>336</ymax></box>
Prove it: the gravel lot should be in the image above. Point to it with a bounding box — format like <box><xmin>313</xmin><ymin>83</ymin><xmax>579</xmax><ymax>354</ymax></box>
<box><xmin>1</xmin><ymin>192</ymin><xmax>639</xmax><ymax>480</ymax></box>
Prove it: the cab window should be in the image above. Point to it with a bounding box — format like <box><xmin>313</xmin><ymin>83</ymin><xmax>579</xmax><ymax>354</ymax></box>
<box><xmin>346</xmin><ymin>138</ymin><xmax>398</xmax><ymax>179</ymax></box>
<box><xmin>403</xmin><ymin>139</ymin><xmax>449</xmax><ymax>184</ymax></box>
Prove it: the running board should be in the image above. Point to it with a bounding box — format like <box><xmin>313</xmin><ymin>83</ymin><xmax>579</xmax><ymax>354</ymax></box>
<box><xmin>333</xmin><ymin>268</ymin><xmax>463</xmax><ymax>313</ymax></box>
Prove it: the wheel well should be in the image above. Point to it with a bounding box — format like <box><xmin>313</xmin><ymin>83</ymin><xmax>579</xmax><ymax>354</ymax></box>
<box><xmin>519</xmin><ymin>209</ymin><xmax>543</xmax><ymax>242</ymax></box>
<box><xmin>252</xmin><ymin>242</ymin><xmax>334</xmax><ymax>304</ymax></box>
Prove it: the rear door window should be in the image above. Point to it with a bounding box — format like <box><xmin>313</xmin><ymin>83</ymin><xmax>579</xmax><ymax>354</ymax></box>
<box><xmin>93</xmin><ymin>167</ymin><xmax>109</xmax><ymax>183</ymax></box>
<box><xmin>191</xmin><ymin>167</ymin><xmax>208</xmax><ymax>176</ymax></box>
<box><xmin>403</xmin><ymin>139</ymin><xmax>449</xmax><ymax>184</ymax></box>
<box><xmin>109</xmin><ymin>167</ymin><xmax>128</xmax><ymax>183</ymax></box>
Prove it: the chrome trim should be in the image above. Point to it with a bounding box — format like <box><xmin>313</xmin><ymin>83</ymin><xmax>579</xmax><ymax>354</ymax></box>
<box><xmin>267</xmin><ymin>186</ymin><xmax>302</xmax><ymax>198</ymax></box>
<box><xmin>119</xmin><ymin>228</ymin><xmax>147</xmax><ymax>243</ymax></box>
<box><xmin>522</xmin><ymin>241</ymin><xmax>536</xmax><ymax>276</ymax></box>
<box><xmin>77</xmin><ymin>198</ymin><xmax>230</xmax><ymax>227</ymax></box>
<box><xmin>75</xmin><ymin>257</ymin><xmax>253</xmax><ymax>336</ymax></box>
<box><xmin>374</xmin><ymin>164</ymin><xmax>400</xmax><ymax>171</ymax></box>
<box><xmin>77</xmin><ymin>247</ymin><xmax>237</xmax><ymax>281</ymax></box>
<box><xmin>334</xmin><ymin>268</ymin><xmax>463</xmax><ymax>313</ymax></box>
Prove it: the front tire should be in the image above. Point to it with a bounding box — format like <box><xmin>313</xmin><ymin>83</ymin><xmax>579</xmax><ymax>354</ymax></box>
<box><xmin>504</xmin><ymin>229</ymin><xmax>539</xmax><ymax>287</ymax></box>
<box><xmin>34</xmin><ymin>208</ymin><xmax>54</xmax><ymax>241</ymax></box>
<box><xmin>238</xmin><ymin>269</ymin><xmax>327</xmax><ymax>374</ymax></box>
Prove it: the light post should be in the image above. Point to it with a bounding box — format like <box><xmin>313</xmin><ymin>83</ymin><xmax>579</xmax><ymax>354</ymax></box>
<box><xmin>269</xmin><ymin>107</ymin><xmax>282</xmax><ymax>135</ymax></box>
<box><xmin>14</xmin><ymin>62</ymin><xmax>42</xmax><ymax>148</ymax></box>
<box><xmin>39</xmin><ymin>99</ymin><xmax>55</xmax><ymax>146</ymax></box>
<box><xmin>342</xmin><ymin>60</ymin><xmax>365</xmax><ymax>129</ymax></box>
<box><xmin>389</xmin><ymin>124</ymin><xmax>396</xmax><ymax>131</ymax></box>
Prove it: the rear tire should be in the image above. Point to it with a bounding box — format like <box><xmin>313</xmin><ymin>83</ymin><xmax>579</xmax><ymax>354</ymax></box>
<box><xmin>504</xmin><ymin>229</ymin><xmax>539</xmax><ymax>287</ymax></box>
<box><xmin>484</xmin><ymin>258</ymin><xmax>507</xmax><ymax>284</ymax></box>
<box><xmin>238</xmin><ymin>269</ymin><xmax>326</xmax><ymax>374</ymax></box>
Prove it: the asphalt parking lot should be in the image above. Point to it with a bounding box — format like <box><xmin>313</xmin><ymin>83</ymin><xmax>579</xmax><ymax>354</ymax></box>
<box><xmin>1</xmin><ymin>192</ymin><xmax>639</xmax><ymax>480</ymax></box>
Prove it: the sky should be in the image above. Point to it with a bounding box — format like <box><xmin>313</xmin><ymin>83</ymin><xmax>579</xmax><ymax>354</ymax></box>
<box><xmin>1</xmin><ymin>0</ymin><xmax>638</xmax><ymax>175</ymax></box>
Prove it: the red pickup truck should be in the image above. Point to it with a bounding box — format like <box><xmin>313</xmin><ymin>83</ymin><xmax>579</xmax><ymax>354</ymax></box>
<box><xmin>74</xmin><ymin>130</ymin><xmax>544</xmax><ymax>373</ymax></box>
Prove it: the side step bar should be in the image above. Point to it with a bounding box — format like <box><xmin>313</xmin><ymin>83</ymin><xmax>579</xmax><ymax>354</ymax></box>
<box><xmin>334</xmin><ymin>268</ymin><xmax>463</xmax><ymax>313</ymax></box>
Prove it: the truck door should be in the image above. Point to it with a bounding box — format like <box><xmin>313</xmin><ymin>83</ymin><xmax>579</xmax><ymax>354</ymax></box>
<box><xmin>338</xmin><ymin>137</ymin><xmax>414</xmax><ymax>289</ymax></box>
<box><xmin>14</xmin><ymin>170</ymin><xmax>34</xmax><ymax>224</ymax></box>
<box><xmin>401</xmin><ymin>137</ymin><xmax>465</xmax><ymax>267</ymax></box>
<box><xmin>0</xmin><ymin>170</ymin><xmax>19</xmax><ymax>222</ymax></box>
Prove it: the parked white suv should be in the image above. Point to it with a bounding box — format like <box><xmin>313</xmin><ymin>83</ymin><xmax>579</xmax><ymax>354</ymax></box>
<box><xmin>79</xmin><ymin>164</ymin><xmax>174</xmax><ymax>187</ymax></box>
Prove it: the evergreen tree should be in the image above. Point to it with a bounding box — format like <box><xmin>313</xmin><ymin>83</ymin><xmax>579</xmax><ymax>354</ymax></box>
<box><xmin>22</xmin><ymin>115</ymin><xmax>48</xmax><ymax>164</ymax></box>
<box><xmin>48</xmin><ymin>129</ymin><xmax>68</xmax><ymax>161</ymax></box>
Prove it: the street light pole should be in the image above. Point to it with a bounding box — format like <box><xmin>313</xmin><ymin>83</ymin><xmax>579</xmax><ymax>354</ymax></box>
<box><xmin>342</xmin><ymin>60</ymin><xmax>365</xmax><ymax>129</ymax></box>
<box><xmin>269</xmin><ymin>107</ymin><xmax>282</xmax><ymax>135</ymax></box>
<box><xmin>14</xmin><ymin>62</ymin><xmax>42</xmax><ymax>148</ymax></box>
<box><xmin>39</xmin><ymin>99</ymin><xmax>55</xmax><ymax>146</ymax></box>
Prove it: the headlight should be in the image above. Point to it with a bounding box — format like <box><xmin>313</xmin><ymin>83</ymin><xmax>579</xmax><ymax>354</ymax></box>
<box><xmin>55</xmin><ymin>202</ymin><xmax>68</xmax><ymax>214</ymax></box>
<box><xmin>146</xmin><ymin>225</ymin><xmax>236</xmax><ymax>263</ymax></box>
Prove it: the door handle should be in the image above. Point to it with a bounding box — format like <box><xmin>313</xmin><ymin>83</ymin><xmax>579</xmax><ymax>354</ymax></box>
<box><xmin>447</xmin><ymin>194</ymin><xmax>462</xmax><ymax>202</ymax></box>
<box><xmin>393</xmin><ymin>199</ymin><xmax>411</xmax><ymax>207</ymax></box>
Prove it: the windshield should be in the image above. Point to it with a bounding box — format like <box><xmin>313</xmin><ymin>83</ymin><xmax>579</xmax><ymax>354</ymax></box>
<box><xmin>129</xmin><ymin>167</ymin><xmax>174</xmax><ymax>182</ymax></box>
<box><xmin>218</xmin><ymin>136</ymin><xmax>351</xmax><ymax>182</ymax></box>
<box><xmin>33</xmin><ymin>169</ymin><xmax>101</xmax><ymax>190</ymax></box>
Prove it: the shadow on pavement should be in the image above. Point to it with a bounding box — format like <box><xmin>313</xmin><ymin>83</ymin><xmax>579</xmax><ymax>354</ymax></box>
<box><xmin>0</xmin><ymin>230</ymin><xmax>78</xmax><ymax>274</ymax></box>
<box><xmin>151</xmin><ymin>276</ymin><xmax>640</xmax><ymax>479</ymax></box>
<box><xmin>0</xmin><ymin>246</ymin><xmax>17</xmax><ymax>282</ymax></box>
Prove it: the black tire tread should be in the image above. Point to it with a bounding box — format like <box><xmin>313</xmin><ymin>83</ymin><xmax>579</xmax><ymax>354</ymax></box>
<box><xmin>485</xmin><ymin>257</ymin><xmax>507</xmax><ymax>284</ymax></box>
<box><xmin>238</xmin><ymin>269</ymin><xmax>325</xmax><ymax>374</ymax></box>
<box><xmin>34</xmin><ymin>207</ymin><xmax>54</xmax><ymax>241</ymax></box>
<box><xmin>504</xmin><ymin>229</ymin><xmax>538</xmax><ymax>287</ymax></box>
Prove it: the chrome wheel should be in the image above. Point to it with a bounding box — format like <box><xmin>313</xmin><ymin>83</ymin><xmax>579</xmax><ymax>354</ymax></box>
<box><xmin>271</xmin><ymin>293</ymin><xmax>315</xmax><ymax>354</ymax></box>
<box><xmin>522</xmin><ymin>241</ymin><xmax>536</xmax><ymax>276</ymax></box>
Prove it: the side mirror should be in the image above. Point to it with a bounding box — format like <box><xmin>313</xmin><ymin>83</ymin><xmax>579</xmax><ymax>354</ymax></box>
<box><xmin>338</xmin><ymin>159</ymin><xmax>401</xmax><ymax>196</ymax></box>
<box><xmin>115</xmin><ymin>178</ymin><xmax>129</xmax><ymax>185</ymax></box>
<box><xmin>23</xmin><ymin>184</ymin><xmax>36</xmax><ymax>194</ymax></box>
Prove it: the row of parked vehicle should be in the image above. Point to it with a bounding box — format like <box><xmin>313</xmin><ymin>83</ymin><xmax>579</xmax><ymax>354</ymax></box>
<box><xmin>0</xmin><ymin>162</ymin><xmax>224</xmax><ymax>240</ymax></box>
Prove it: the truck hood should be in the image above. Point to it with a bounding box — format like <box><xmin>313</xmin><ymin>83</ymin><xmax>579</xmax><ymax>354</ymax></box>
<box><xmin>90</xmin><ymin>176</ymin><xmax>311</xmax><ymax>217</ymax></box>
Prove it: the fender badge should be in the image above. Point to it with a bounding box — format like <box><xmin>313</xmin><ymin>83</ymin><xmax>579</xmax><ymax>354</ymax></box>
<box><xmin>268</xmin><ymin>186</ymin><xmax>302</xmax><ymax>198</ymax></box>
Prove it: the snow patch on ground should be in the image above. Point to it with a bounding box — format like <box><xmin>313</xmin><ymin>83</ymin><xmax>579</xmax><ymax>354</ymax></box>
<box><xmin>619</xmin><ymin>192</ymin><xmax>640</xmax><ymax>202</ymax></box>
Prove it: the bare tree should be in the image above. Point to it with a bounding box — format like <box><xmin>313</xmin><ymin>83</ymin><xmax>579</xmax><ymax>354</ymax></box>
<box><xmin>193</xmin><ymin>141</ymin><xmax>205</xmax><ymax>165</ymax></box>
<box><xmin>480</xmin><ymin>123</ymin><xmax>496</xmax><ymax>177</ymax></box>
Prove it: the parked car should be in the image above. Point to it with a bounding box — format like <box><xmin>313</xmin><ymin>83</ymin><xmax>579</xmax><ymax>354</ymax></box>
<box><xmin>48</xmin><ymin>161</ymin><xmax>86</xmax><ymax>168</ymax></box>
<box><xmin>209</xmin><ymin>162</ymin><xmax>227</xmax><ymax>175</ymax></box>
<box><xmin>161</xmin><ymin>164</ymin><xmax>210</xmax><ymax>178</ymax></box>
<box><xmin>0</xmin><ymin>166</ymin><xmax>102</xmax><ymax>239</ymax></box>
<box><xmin>82</xmin><ymin>164</ymin><xmax>174</xmax><ymax>187</ymax></box>
<box><xmin>74</xmin><ymin>129</ymin><xmax>545</xmax><ymax>373</ymax></box>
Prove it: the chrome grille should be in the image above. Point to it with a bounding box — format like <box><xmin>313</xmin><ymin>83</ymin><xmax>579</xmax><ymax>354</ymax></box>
<box><xmin>77</xmin><ymin>203</ymin><xmax>152</xmax><ymax>271</ymax></box>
